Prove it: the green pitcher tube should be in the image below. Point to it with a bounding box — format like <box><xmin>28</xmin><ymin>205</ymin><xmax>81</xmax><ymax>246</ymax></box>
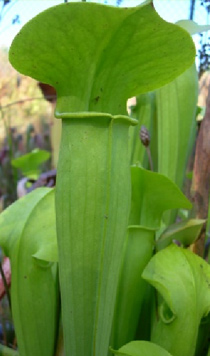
<box><xmin>110</xmin><ymin>225</ymin><xmax>155</xmax><ymax>350</ymax></box>
<box><xmin>55</xmin><ymin>112</ymin><xmax>136</xmax><ymax>356</ymax></box>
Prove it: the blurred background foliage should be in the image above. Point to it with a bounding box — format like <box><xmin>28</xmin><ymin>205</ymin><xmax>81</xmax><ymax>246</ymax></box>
<box><xmin>0</xmin><ymin>45</ymin><xmax>53</xmax><ymax>208</ymax></box>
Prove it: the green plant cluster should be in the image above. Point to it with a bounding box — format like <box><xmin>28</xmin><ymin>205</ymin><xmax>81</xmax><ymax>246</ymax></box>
<box><xmin>0</xmin><ymin>1</ymin><xmax>210</xmax><ymax>356</ymax></box>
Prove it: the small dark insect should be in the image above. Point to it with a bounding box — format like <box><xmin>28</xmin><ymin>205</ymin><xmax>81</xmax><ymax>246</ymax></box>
<box><xmin>172</xmin><ymin>239</ymin><xmax>182</xmax><ymax>247</ymax></box>
<box><xmin>94</xmin><ymin>96</ymin><xmax>100</xmax><ymax>103</ymax></box>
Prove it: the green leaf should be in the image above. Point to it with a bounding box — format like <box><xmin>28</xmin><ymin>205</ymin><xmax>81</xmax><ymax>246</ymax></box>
<box><xmin>142</xmin><ymin>245</ymin><xmax>210</xmax><ymax>356</ymax></box>
<box><xmin>197</xmin><ymin>105</ymin><xmax>206</xmax><ymax>122</ymax></box>
<box><xmin>129</xmin><ymin>166</ymin><xmax>192</xmax><ymax>228</ymax></box>
<box><xmin>55</xmin><ymin>114</ymin><xmax>135</xmax><ymax>356</ymax></box>
<box><xmin>186</xmin><ymin>170</ymin><xmax>193</xmax><ymax>180</ymax></box>
<box><xmin>11</xmin><ymin>149</ymin><xmax>50</xmax><ymax>178</ymax></box>
<box><xmin>111</xmin><ymin>340</ymin><xmax>173</xmax><ymax>356</ymax></box>
<box><xmin>129</xmin><ymin>92</ymin><xmax>155</xmax><ymax>166</ymax></box>
<box><xmin>156</xmin><ymin>218</ymin><xmax>205</xmax><ymax>251</ymax></box>
<box><xmin>111</xmin><ymin>166</ymin><xmax>191</xmax><ymax>349</ymax></box>
<box><xmin>9</xmin><ymin>1</ymin><xmax>195</xmax><ymax>116</ymax></box>
<box><xmin>135</xmin><ymin>283</ymin><xmax>154</xmax><ymax>341</ymax></box>
<box><xmin>195</xmin><ymin>312</ymin><xmax>210</xmax><ymax>356</ymax></box>
<box><xmin>0</xmin><ymin>188</ymin><xmax>58</xmax><ymax>356</ymax></box>
<box><xmin>155</xmin><ymin>63</ymin><xmax>198</xmax><ymax>189</ymax></box>
<box><xmin>111</xmin><ymin>226</ymin><xmax>155</xmax><ymax>349</ymax></box>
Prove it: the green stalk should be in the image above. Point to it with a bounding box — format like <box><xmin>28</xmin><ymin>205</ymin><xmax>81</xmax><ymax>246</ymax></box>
<box><xmin>110</xmin><ymin>226</ymin><xmax>155</xmax><ymax>350</ymax></box>
<box><xmin>55</xmin><ymin>113</ymin><xmax>136</xmax><ymax>356</ymax></box>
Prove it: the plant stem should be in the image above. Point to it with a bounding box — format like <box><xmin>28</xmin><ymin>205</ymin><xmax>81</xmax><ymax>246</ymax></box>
<box><xmin>189</xmin><ymin>0</ymin><xmax>196</xmax><ymax>20</ymax></box>
<box><xmin>56</xmin><ymin>113</ymin><xmax>136</xmax><ymax>356</ymax></box>
<box><xmin>146</xmin><ymin>146</ymin><xmax>154</xmax><ymax>171</ymax></box>
<box><xmin>0</xmin><ymin>96</ymin><xmax>54</xmax><ymax>111</ymax></box>
<box><xmin>0</xmin><ymin>344</ymin><xmax>18</xmax><ymax>356</ymax></box>
<box><xmin>0</xmin><ymin>107</ymin><xmax>18</xmax><ymax>201</ymax></box>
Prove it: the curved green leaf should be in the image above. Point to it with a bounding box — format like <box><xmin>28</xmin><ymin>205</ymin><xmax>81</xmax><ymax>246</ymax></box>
<box><xmin>130</xmin><ymin>166</ymin><xmax>192</xmax><ymax>228</ymax></box>
<box><xmin>111</xmin><ymin>340</ymin><xmax>173</xmax><ymax>356</ymax></box>
<box><xmin>155</xmin><ymin>63</ymin><xmax>198</xmax><ymax>188</ymax></box>
<box><xmin>11</xmin><ymin>149</ymin><xmax>50</xmax><ymax>178</ymax></box>
<box><xmin>0</xmin><ymin>188</ymin><xmax>57</xmax><ymax>262</ymax></box>
<box><xmin>111</xmin><ymin>226</ymin><xmax>155</xmax><ymax>349</ymax></box>
<box><xmin>111</xmin><ymin>166</ymin><xmax>191</xmax><ymax>349</ymax></box>
<box><xmin>9</xmin><ymin>2</ymin><xmax>195</xmax><ymax>115</ymax></box>
<box><xmin>0</xmin><ymin>188</ymin><xmax>58</xmax><ymax>356</ymax></box>
<box><xmin>156</xmin><ymin>218</ymin><xmax>205</xmax><ymax>251</ymax></box>
<box><xmin>142</xmin><ymin>245</ymin><xmax>210</xmax><ymax>356</ymax></box>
